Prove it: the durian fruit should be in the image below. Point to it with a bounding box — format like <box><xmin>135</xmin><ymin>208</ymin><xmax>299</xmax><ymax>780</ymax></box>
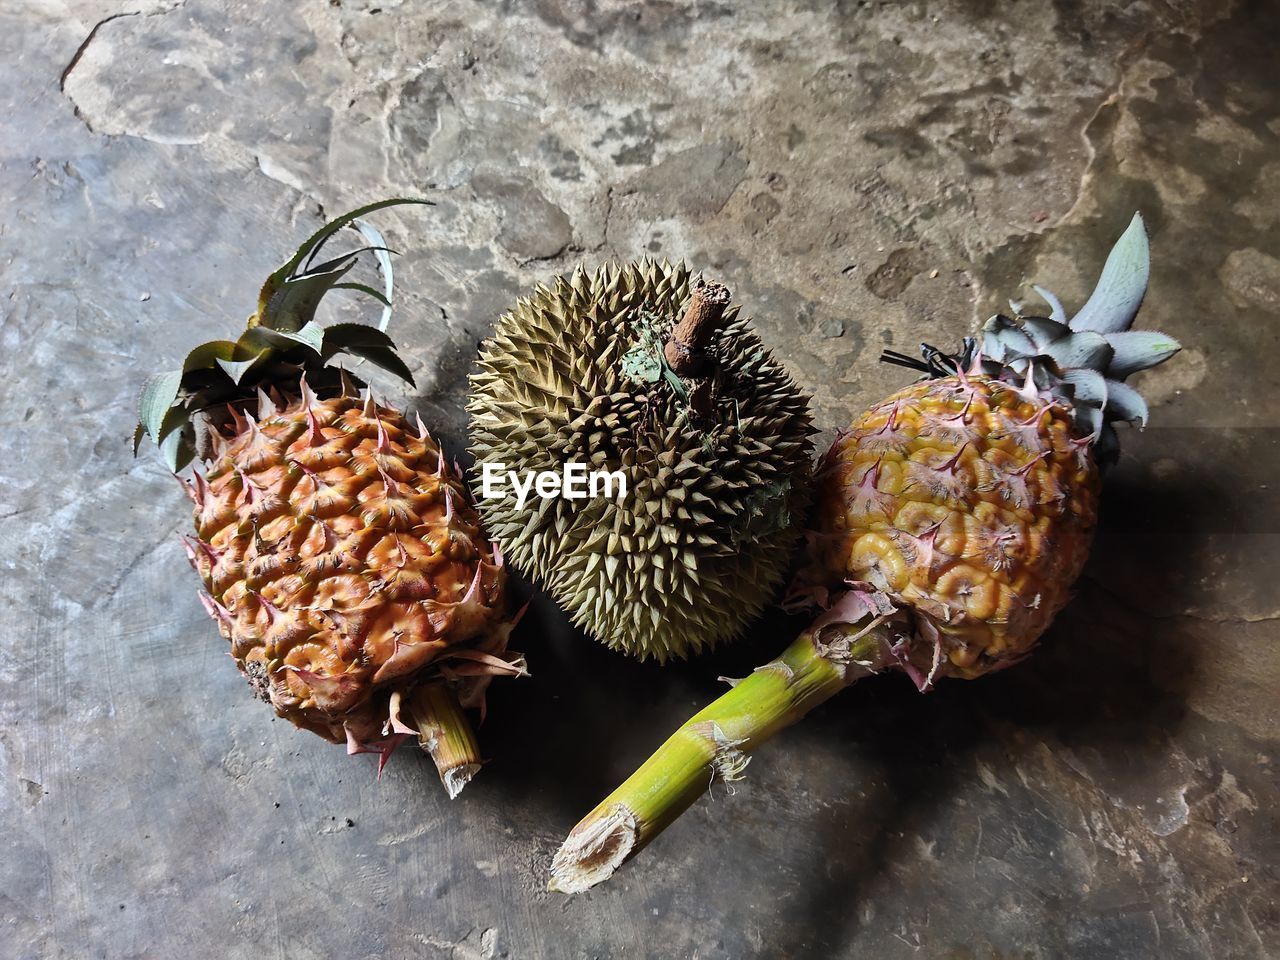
<box><xmin>135</xmin><ymin>200</ymin><xmax>525</xmax><ymax>793</ymax></box>
<box><xmin>468</xmin><ymin>261</ymin><xmax>815</xmax><ymax>661</ymax></box>
<box><xmin>550</xmin><ymin>214</ymin><xmax>1182</xmax><ymax>890</ymax></box>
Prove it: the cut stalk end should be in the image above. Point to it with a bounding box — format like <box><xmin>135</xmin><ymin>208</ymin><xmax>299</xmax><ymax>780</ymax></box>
<box><xmin>547</xmin><ymin>613</ymin><xmax>896</xmax><ymax>892</ymax></box>
<box><xmin>442</xmin><ymin>762</ymin><xmax>482</xmax><ymax>800</ymax></box>
<box><xmin>410</xmin><ymin>683</ymin><xmax>483</xmax><ymax>798</ymax></box>
<box><xmin>548</xmin><ymin>803</ymin><xmax>638</xmax><ymax>894</ymax></box>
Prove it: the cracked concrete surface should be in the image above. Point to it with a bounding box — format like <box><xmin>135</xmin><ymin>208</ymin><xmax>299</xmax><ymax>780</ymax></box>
<box><xmin>2</xmin><ymin>1</ymin><xmax>1278</xmax><ymax>957</ymax></box>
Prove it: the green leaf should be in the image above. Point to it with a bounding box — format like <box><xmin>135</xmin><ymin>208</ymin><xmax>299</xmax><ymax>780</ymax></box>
<box><xmin>1043</xmin><ymin>330</ymin><xmax>1113</xmax><ymax>372</ymax></box>
<box><xmin>267</xmin><ymin>198</ymin><xmax>432</xmax><ymax>295</ymax></box>
<box><xmin>1019</xmin><ymin>315</ymin><xmax>1070</xmax><ymax>349</ymax></box>
<box><xmin>305</xmin><ymin>245</ymin><xmax>395</xmax><ymax>277</ymax></box>
<box><xmin>287</xmin><ymin>320</ymin><xmax>327</xmax><ymax>353</ymax></box>
<box><xmin>155</xmin><ymin>403</ymin><xmax>190</xmax><ymax>442</ymax></box>
<box><xmin>1074</xmin><ymin>402</ymin><xmax>1104</xmax><ymax>440</ymax></box>
<box><xmin>242</xmin><ymin>320</ymin><xmax>326</xmax><ymax>355</ymax></box>
<box><xmin>661</xmin><ymin>366</ymin><xmax>689</xmax><ymax>403</ymax></box>
<box><xmin>620</xmin><ymin>343</ymin><xmax>663</xmax><ymax>383</ymax></box>
<box><xmin>1031</xmin><ymin>285</ymin><xmax>1067</xmax><ymax>324</ymax></box>
<box><xmin>1104</xmin><ymin>379</ymin><xmax>1149</xmax><ymax>426</ymax></box>
<box><xmin>986</xmin><ymin>324</ymin><xmax>1037</xmax><ymax>362</ymax></box>
<box><xmin>1061</xmin><ymin>368</ymin><xmax>1107</xmax><ymax>406</ymax></box>
<box><xmin>332</xmin><ymin>282</ymin><xmax>392</xmax><ymax>308</ymax></box>
<box><xmin>259</xmin><ymin>261</ymin><xmax>356</xmax><ymax>333</ymax></box>
<box><xmin>158</xmin><ymin>423</ymin><xmax>195</xmax><ymax>473</ymax></box>
<box><xmin>1070</xmin><ymin>213</ymin><xmax>1150</xmax><ymax>334</ymax></box>
<box><xmin>216</xmin><ymin>345</ymin><xmax>270</xmax><ymax>385</ymax></box>
<box><xmin>323</xmin><ymin>324</ymin><xmax>413</xmax><ymax>383</ymax></box>
<box><xmin>138</xmin><ymin>370</ymin><xmax>183</xmax><ymax>443</ymax></box>
<box><xmin>321</xmin><ymin>322</ymin><xmax>398</xmax><ymax>353</ymax></box>
<box><xmin>132</xmin><ymin>422</ymin><xmax>146</xmax><ymax>456</ymax></box>
<box><xmin>351</xmin><ymin>218</ymin><xmax>397</xmax><ymax>331</ymax></box>
<box><xmin>253</xmin><ymin>199</ymin><xmax>428</xmax><ymax>333</ymax></box>
<box><xmin>338</xmin><ymin>343</ymin><xmax>416</xmax><ymax>386</ymax></box>
<box><xmin>1104</xmin><ymin>330</ymin><xmax>1181</xmax><ymax>380</ymax></box>
<box><xmin>182</xmin><ymin>340</ymin><xmax>239</xmax><ymax>373</ymax></box>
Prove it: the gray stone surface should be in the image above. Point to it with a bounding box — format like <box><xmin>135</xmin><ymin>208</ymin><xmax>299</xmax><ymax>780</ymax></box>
<box><xmin>2</xmin><ymin>1</ymin><xmax>1277</xmax><ymax>957</ymax></box>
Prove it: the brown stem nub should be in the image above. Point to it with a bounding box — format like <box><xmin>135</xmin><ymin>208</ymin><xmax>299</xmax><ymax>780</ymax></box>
<box><xmin>664</xmin><ymin>279</ymin><xmax>731</xmax><ymax>377</ymax></box>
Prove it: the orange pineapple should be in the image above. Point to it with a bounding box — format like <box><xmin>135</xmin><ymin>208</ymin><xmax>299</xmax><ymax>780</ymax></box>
<box><xmin>137</xmin><ymin>200</ymin><xmax>525</xmax><ymax>795</ymax></box>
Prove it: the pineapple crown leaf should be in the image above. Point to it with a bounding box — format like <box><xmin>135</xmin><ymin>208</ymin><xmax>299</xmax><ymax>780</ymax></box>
<box><xmin>255</xmin><ymin>196</ymin><xmax>429</xmax><ymax>332</ymax></box>
<box><xmin>135</xmin><ymin>370</ymin><xmax>184</xmax><ymax>454</ymax></box>
<box><xmin>1067</xmin><ymin>212</ymin><xmax>1149</xmax><ymax>334</ymax></box>
<box><xmin>136</xmin><ymin>198</ymin><xmax>430</xmax><ymax>472</ymax></box>
<box><xmin>880</xmin><ymin>212</ymin><xmax>1181</xmax><ymax>462</ymax></box>
<box><xmin>1030</xmin><ymin>284</ymin><xmax>1067</xmax><ymax>324</ymax></box>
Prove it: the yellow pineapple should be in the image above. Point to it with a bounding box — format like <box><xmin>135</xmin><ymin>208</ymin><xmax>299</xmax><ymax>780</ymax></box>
<box><xmin>551</xmin><ymin>214</ymin><xmax>1180</xmax><ymax>891</ymax></box>
<box><xmin>137</xmin><ymin>200</ymin><xmax>525</xmax><ymax>794</ymax></box>
<box><xmin>814</xmin><ymin>374</ymin><xmax>1099</xmax><ymax>685</ymax></box>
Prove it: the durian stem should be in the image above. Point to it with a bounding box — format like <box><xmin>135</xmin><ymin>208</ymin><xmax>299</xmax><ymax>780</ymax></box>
<box><xmin>548</xmin><ymin>624</ymin><xmax>892</xmax><ymax>893</ymax></box>
<box><xmin>410</xmin><ymin>683</ymin><xmax>482</xmax><ymax>799</ymax></box>
<box><xmin>665</xmin><ymin>278</ymin><xmax>731</xmax><ymax>376</ymax></box>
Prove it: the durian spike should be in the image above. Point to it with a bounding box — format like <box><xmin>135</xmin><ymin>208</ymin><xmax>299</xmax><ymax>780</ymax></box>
<box><xmin>409</xmin><ymin>683</ymin><xmax>482</xmax><ymax>799</ymax></box>
<box><xmin>548</xmin><ymin>619</ymin><xmax>894</xmax><ymax>894</ymax></box>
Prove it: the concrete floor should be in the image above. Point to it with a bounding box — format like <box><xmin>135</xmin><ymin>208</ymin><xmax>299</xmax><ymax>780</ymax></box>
<box><xmin>3</xmin><ymin>1</ymin><xmax>1277</xmax><ymax>957</ymax></box>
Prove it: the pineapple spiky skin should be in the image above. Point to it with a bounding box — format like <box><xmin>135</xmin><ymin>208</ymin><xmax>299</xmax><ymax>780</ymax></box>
<box><xmin>185</xmin><ymin>389</ymin><xmax>513</xmax><ymax>748</ymax></box>
<box><xmin>816</xmin><ymin>375</ymin><xmax>1100</xmax><ymax>684</ymax></box>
